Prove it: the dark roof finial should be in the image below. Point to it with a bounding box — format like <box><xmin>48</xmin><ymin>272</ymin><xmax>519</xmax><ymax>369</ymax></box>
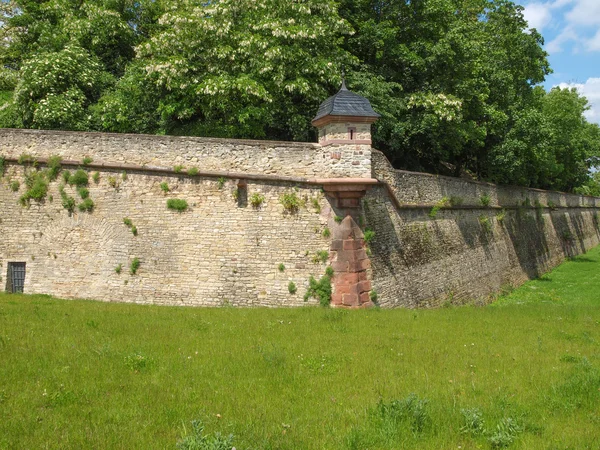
<box><xmin>341</xmin><ymin>65</ymin><xmax>347</xmax><ymax>91</ymax></box>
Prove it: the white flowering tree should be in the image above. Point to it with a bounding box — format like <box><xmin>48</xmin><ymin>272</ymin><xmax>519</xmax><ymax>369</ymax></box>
<box><xmin>124</xmin><ymin>0</ymin><xmax>354</xmax><ymax>139</ymax></box>
<box><xmin>14</xmin><ymin>45</ymin><xmax>110</xmax><ymax>130</ymax></box>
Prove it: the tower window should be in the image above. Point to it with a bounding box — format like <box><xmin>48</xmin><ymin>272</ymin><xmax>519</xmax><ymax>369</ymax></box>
<box><xmin>348</xmin><ymin>127</ymin><xmax>356</xmax><ymax>140</ymax></box>
<box><xmin>6</xmin><ymin>262</ymin><xmax>26</xmax><ymax>293</ymax></box>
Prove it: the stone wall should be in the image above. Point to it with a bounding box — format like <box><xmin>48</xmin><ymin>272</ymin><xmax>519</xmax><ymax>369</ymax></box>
<box><xmin>0</xmin><ymin>161</ymin><xmax>335</xmax><ymax>306</ymax></box>
<box><xmin>367</xmin><ymin>151</ymin><xmax>600</xmax><ymax>307</ymax></box>
<box><xmin>1</xmin><ymin>129</ymin><xmax>599</xmax><ymax>308</ymax></box>
<box><xmin>0</xmin><ymin>128</ymin><xmax>372</xmax><ymax>179</ymax></box>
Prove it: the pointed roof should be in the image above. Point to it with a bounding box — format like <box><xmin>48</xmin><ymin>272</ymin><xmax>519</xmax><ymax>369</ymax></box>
<box><xmin>312</xmin><ymin>81</ymin><xmax>380</xmax><ymax>125</ymax></box>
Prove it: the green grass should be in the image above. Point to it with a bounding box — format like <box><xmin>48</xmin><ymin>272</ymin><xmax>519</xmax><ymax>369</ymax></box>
<box><xmin>1</xmin><ymin>248</ymin><xmax>600</xmax><ymax>449</ymax></box>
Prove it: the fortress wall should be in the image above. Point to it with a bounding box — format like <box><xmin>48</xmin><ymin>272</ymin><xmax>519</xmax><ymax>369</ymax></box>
<box><xmin>1</xmin><ymin>129</ymin><xmax>600</xmax><ymax>308</ymax></box>
<box><xmin>368</xmin><ymin>151</ymin><xmax>600</xmax><ymax>307</ymax></box>
<box><xmin>0</xmin><ymin>128</ymin><xmax>372</xmax><ymax>179</ymax></box>
<box><xmin>0</xmin><ymin>161</ymin><xmax>335</xmax><ymax>306</ymax></box>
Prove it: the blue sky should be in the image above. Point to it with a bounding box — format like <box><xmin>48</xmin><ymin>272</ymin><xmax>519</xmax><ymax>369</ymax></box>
<box><xmin>519</xmin><ymin>0</ymin><xmax>600</xmax><ymax>124</ymax></box>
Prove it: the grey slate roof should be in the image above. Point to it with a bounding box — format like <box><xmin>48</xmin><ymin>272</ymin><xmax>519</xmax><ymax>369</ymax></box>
<box><xmin>313</xmin><ymin>81</ymin><xmax>380</xmax><ymax>122</ymax></box>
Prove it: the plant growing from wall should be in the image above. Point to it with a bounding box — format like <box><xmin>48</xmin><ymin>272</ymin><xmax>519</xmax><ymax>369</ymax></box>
<box><xmin>77</xmin><ymin>187</ymin><xmax>89</xmax><ymax>199</ymax></box>
<box><xmin>0</xmin><ymin>156</ymin><xmax>5</xmax><ymax>176</ymax></box>
<box><xmin>123</xmin><ymin>218</ymin><xmax>133</xmax><ymax>227</ymax></box>
<box><xmin>18</xmin><ymin>153</ymin><xmax>34</xmax><ymax>165</ymax></box>
<box><xmin>480</xmin><ymin>194</ymin><xmax>491</xmax><ymax>207</ymax></box>
<box><xmin>429</xmin><ymin>197</ymin><xmax>451</xmax><ymax>219</ymax></box>
<box><xmin>121</xmin><ymin>171</ymin><xmax>127</xmax><ymax>181</ymax></box>
<box><xmin>82</xmin><ymin>156</ymin><xmax>93</xmax><ymax>166</ymax></box>
<box><xmin>174</xmin><ymin>165</ymin><xmax>184</xmax><ymax>173</ymax></box>
<box><xmin>78</xmin><ymin>198</ymin><xmax>94</xmax><ymax>212</ymax></box>
<box><xmin>278</xmin><ymin>263</ymin><xmax>285</xmax><ymax>272</ymax></box>
<box><xmin>370</xmin><ymin>290</ymin><xmax>378</xmax><ymax>303</ymax></box>
<box><xmin>115</xmin><ymin>264</ymin><xmax>122</xmax><ymax>274</ymax></box>
<box><xmin>187</xmin><ymin>167</ymin><xmax>199</xmax><ymax>176</ymax></box>
<box><xmin>59</xmin><ymin>185</ymin><xmax>76</xmax><ymax>213</ymax></box>
<box><xmin>130</xmin><ymin>257</ymin><xmax>140</xmax><ymax>275</ymax></box>
<box><xmin>160</xmin><ymin>182</ymin><xmax>169</xmax><ymax>193</ymax></box>
<box><xmin>334</xmin><ymin>215</ymin><xmax>343</xmax><ymax>224</ymax></box>
<box><xmin>217</xmin><ymin>177</ymin><xmax>226</xmax><ymax>189</ymax></box>
<box><xmin>322</xmin><ymin>227</ymin><xmax>331</xmax><ymax>238</ymax></box>
<box><xmin>364</xmin><ymin>228</ymin><xmax>375</xmax><ymax>245</ymax></box>
<box><xmin>250</xmin><ymin>192</ymin><xmax>265</xmax><ymax>208</ymax></box>
<box><xmin>496</xmin><ymin>209</ymin><xmax>507</xmax><ymax>224</ymax></box>
<box><xmin>288</xmin><ymin>281</ymin><xmax>297</xmax><ymax>294</ymax></box>
<box><xmin>312</xmin><ymin>250</ymin><xmax>329</xmax><ymax>264</ymax></box>
<box><xmin>68</xmin><ymin>169</ymin><xmax>89</xmax><ymax>187</ymax></box>
<box><xmin>311</xmin><ymin>197</ymin><xmax>321</xmax><ymax>213</ymax></box>
<box><xmin>62</xmin><ymin>170</ymin><xmax>71</xmax><ymax>184</ymax></box>
<box><xmin>167</xmin><ymin>199</ymin><xmax>188</xmax><ymax>212</ymax></box>
<box><xmin>304</xmin><ymin>269</ymin><xmax>333</xmax><ymax>307</ymax></box>
<box><xmin>479</xmin><ymin>214</ymin><xmax>492</xmax><ymax>233</ymax></box>
<box><xmin>20</xmin><ymin>170</ymin><xmax>49</xmax><ymax>205</ymax></box>
<box><xmin>108</xmin><ymin>176</ymin><xmax>118</xmax><ymax>188</ymax></box>
<box><xmin>10</xmin><ymin>180</ymin><xmax>19</xmax><ymax>192</ymax></box>
<box><xmin>92</xmin><ymin>172</ymin><xmax>100</xmax><ymax>184</ymax></box>
<box><xmin>280</xmin><ymin>192</ymin><xmax>302</xmax><ymax>213</ymax></box>
<box><xmin>47</xmin><ymin>155</ymin><xmax>62</xmax><ymax>181</ymax></box>
<box><xmin>232</xmin><ymin>188</ymin><xmax>240</xmax><ymax>201</ymax></box>
<box><xmin>547</xmin><ymin>200</ymin><xmax>557</xmax><ymax>210</ymax></box>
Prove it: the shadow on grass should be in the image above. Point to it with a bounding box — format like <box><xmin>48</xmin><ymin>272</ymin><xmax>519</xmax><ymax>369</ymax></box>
<box><xmin>568</xmin><ymin>256</ymin><xmax>596</xmax><ymax>263</ymax></box>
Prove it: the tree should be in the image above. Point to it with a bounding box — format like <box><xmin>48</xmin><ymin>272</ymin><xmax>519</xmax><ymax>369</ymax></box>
<box><xmin>116</xmin><ymin>0</ymin><xmax>354</xmax><ymax>139</ymax></box>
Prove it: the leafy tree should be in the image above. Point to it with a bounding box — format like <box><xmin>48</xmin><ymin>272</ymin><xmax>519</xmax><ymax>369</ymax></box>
<box><xmin>128</xmin><ymin>0</ymin><xmax>354</xmax><ymax>139</ymax></box>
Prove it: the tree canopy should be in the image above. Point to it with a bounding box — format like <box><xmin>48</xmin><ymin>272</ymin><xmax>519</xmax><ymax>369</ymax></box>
<box><xmin>0</xmin><ymin>0</ymin><xmax>599</xmax><ymax>193</ymax></box>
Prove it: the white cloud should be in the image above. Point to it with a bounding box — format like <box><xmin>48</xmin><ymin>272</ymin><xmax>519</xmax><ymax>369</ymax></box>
<box><xmin>523</xmin><ymin>3</ymin><xmax>552</xmax><ymax>31</ymax></box>
<box><xmin>557</xmin><ymin>78</ymin><xmax>600</xmax><ymax>124</ymax></box>
<box><xmin>584</xmin><ymin>29</ymin><xmax>600</xmax><ymax>51</ymax></box>
<box><xmin>546</xmin><ymin>27</ymin><xmax>579</xmax><ymax>52</ymax></box>
<box><xmin>565</xmin><ymin>0</ymin><xmax>600</xmax><ymax>26</ymax></box>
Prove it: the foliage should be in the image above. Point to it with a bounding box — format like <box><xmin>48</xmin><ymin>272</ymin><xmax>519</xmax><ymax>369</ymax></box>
<box><xmin>167</xmin><ymin>199</ymin><xmax>188</xmax><ymax>212</ymax></box>
<box><xmin>10</xmin><ymin>180</ymin><xmax>19</xmax><ymax>192</ymax></box>
<box><xmin>370</xmin><ymin>290</ymin><xmax>378</xmax><ymax>303</ymax></box>
<box><xmin>77</xmin><ymin>198</ymin><xmax>94</xmax><ymax>212</ymax></box>
<box><xmin>108</xmin><ymin>176</ymin><xmax>118</xmax><ymax>188</ymax></box>
<box><xmin>460</xmin><ymin>408</ymin><xmax>485</xmax><ymax>436</ymax></box>
<box><xmin>304</xmin><ymin>273</ymin><xmax>332</xmax><ymax>307</ymax></box>
<box><xmin>47</xmin><ymin>155</ymin><xmax>62</xmax><ymax>181</ymax></box>
<box><xmin>280</xmin><ymin>192</ymin><xmax>302</xmax><ymax>213</ymax></box>
<box><xmin>288</xmin><ymin>282</ymin><xmax>297</xmax><ymax>294</ymax></box>
<box><xmin>479</xmin><ymin>215</ymin><xmax>492</xmax><ymax>233</ymax></box>
<box><xmin>114</xmin><ymin>264</ymin><xmax>122</xmax><ymax>275</ymax></box>
<box><xmin>121</xmin><ymin>171</ymin><xmax>127</xmax><ymax>181</ymax></box>
<box><xmin>77</xmin><ymin>187</ymin><xmax>89</xmax><ymax>199</ymax></box>
<box><xmin>123</xmin><ymin>218</ymin><xmax>133</xmax><ymax>228</ymax></box>
<box><xmin>278</xmin><ymin>263</ymin><xmax>285</xmax><ymax>273</ymax></box>
<box><xmin>173</xmin><ymin>165</ymin><xmax>184</xmax><ymax>174</ymax></box>
<box><xmin>129</xmin><ymin>257</ymin><xmax>140</xmax><ymax>275</ymax></box>
<box><xmin>176</xmin><ymin>420</ymin><xmax>234</xmax><ymax>450</ymax></box>
<box><xmin>20</xmin><ymin>170</ymin><xmax>49</xmax><ymax>205</ymax></box>
<box><xmin>82</xmin><ymin>156</ymin><xmax>93</xmax><ymax>166</ymax></box>
<box><xmin>59</xmin><ymin>184</ymin><xmax>76</xmax><ymax>213</ymax></box>
<box><xmin>0</xmin><ymin>156</ymin><xmax>5</xmax><ymax>176</ymax></box>
<box><xmin>429</xmin><ymin>197</ymin><xmax>451</xmax><ymax>219</ymax></box>
<box><xmin>187</xmin><ymin>167</ymin><xmax>198</xmax><ymax>176</ymax></box>
<box><xmin>322</xmin><ymin>227</ymin><xmax>331</xmax><ymax>238</ymax></box>
<box><xmin>313</xmin><ymin>250</ymin><xmax>329</xmax><ymax>264</ymax></box>
<box><xmin>334</xmin><ymin>215</ymin><xmax>343</xmax><ymax>224</ymax></box>
<box><xmin>92</xmin><ymin>172</ymin><xmax>100</xmax><ymax>184</ymax></box>
<box><xmin>250</xmin><ymin>193</ymin><xmax>265</xmax><ymax>208</ymax></box>
<box><xmin>480</xmin><ymin>194</ymin><xmax>491</xmax><ymax>207</ymax></box>
<box><xmin>217</xmin><ymin>177</ymin><xmax>226</xmax><ymax>190</ymax></box>
<box><xmin>496</xmin><ymin>209</ymin><xmax>507</xmax><ymax>224</ymax></box>
<box><xmin>159</xmin><ymin>182</ymin><xmax>169</xmax><ymax>193</ymax></box>
<box><xmin>363</xmin><ymin>228</ymin><xmax>375</xmax><ymax>244</ymax></box>
<box><xmin>68</xmin><ymin>169</ymin><xmax>89</xmax><ymax>187</ymax></box>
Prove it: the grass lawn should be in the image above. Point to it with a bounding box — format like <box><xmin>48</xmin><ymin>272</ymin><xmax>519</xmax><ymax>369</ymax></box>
<box><xmin>1</xmin><ymin>250</ymin><xmax>600</xmax><ymax>449</ymax></box>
